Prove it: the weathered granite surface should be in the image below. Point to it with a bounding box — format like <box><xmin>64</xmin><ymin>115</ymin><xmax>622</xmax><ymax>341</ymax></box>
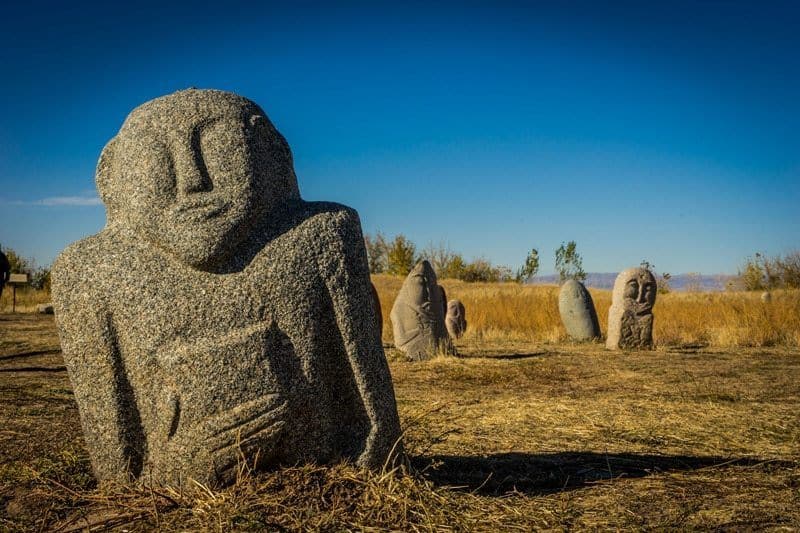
<box><xmin>370</xmin><ymin>282</ymin><xmax>383</xmax><ymax>338</ymax></box>
<box><xmin>51</xmin><ymin>89</ymin><xmax>402</xmax><ymax>487</ymax></box>
<box><xmin>445</xmin><ymin>299</ymin><xmax>467</xmax><ymax>339</ymax></box>
<box><xmin>558</xmin><ymin>280</ymin><xmax>600</xmax><ymax>341</ymax></box>
<box><xmin>606</xmin><ymin>267</ymin><xmax>657</xmax><ymax>350</ymax></box>
<box><xmin>438</xmin><ymin>285</ymin><xmax>448</xmax><ymax>318</ymax></box>
<box><xmin>390</xmin><ymin>261</ymin><xmax>451</xmax><ymax>360</ymax></box>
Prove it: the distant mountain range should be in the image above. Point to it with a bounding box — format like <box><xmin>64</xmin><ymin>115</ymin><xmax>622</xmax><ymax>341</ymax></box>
<box><xmin>531</xmin><ymin>273</ymin><xmax>737</xmax><ymax>291</ymax></box>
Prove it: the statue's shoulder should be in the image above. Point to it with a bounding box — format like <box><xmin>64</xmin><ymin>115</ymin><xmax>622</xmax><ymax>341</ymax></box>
<box><xmin>292</xmin><ymin>201</ymin><xmax>362</xmax><ymax>236</ymax></box>
<box><xmin>52</xmin><ymin>227</ymin><xmax>130</xmax><ymax>286</ymax></box>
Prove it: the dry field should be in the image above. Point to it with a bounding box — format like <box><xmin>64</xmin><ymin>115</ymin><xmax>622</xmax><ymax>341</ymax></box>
<box><xmin>0</xmin><ymin>280</ymin><xmax>799</xmax><ymax>530</ymax></box>
<box><xmin>373</xmin><ymin>275</ymin><xmax>800</xmax><ymax>348</ymax></box>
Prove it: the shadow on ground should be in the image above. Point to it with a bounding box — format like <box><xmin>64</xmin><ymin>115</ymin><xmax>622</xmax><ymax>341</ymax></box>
<box><xmin>412</xmin><ymin>452</ymin><xmax>797</xmax><ymax>496</ymax></box>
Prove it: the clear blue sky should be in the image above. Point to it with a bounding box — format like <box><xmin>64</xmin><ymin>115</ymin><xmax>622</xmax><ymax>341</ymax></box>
<box><xmin>1</xmin><ymin>1</ymin><xmax>798</xmax><ymax>275</ymax></box>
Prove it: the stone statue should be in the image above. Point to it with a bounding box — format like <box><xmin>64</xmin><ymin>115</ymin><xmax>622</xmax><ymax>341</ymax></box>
<box><xmin>558</xmin><ymin>280</ymin><xmax>600</xmax><ymax>341</ymax></box>
<box><xmin>606</xmin><ymin>267</ymin><xmax>657</xmax><ymax>350</ymax></box>
<box><xmin>390</xmin><ymin>260</ymin><xmax>451</xmax><ymax>360</ymax></box>
<box><xmin>0</xmin><ymin>247</ymin><xmax>9</xmax><ymax>300</ymax></box>
<box><xmin>438</xmin><ymin>285</ymin><xmax>447</xmax><ymax>317</ymax></box>
<box><xmin>51</xmin><ymin>89</ymin><xmax>402</xmax><ymax>487</ymax></box>
<box><xmin>370</xmin><ymin>282</ymin><xmax>383</xmax><ymax>338</ymax></box>
<box><xmin>445</xmin><ymin>299</ymin><xmax>467</xmax><ymax>339</ymax></box>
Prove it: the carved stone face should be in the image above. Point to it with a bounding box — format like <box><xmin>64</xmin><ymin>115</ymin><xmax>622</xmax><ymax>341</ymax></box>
<box><xmin>614</xmin><ymin>267</ymin><xmax>657</xmax><ymax>315</ymax></box>
<box><xmin>97</xmin><ymin>89</ymin><xmax>299</xmax><ymax>270</ymax></box>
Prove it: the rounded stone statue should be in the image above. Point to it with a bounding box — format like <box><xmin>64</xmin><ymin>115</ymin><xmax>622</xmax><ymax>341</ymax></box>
<box><xmin>606</xmin><ymin>267</ymin><xmax>657</xmax><ymax>350</ymax></box>
<box><xmin>390</xmin><ymin>260</ymin><xmax>452</xmax><ymax>360</ymax></box>
<box><xmin>51</xmin><ymin>89</ymin><xmax>402</xmax><ymax>487</ymax></box>
<box><xmin>445</xmin><ymin>299</ymin><xmax>467</xmax><ymax>339</ymax></box>
<box><xmin>558</xmin><ymin>280</ymin><xmax>600</xmax><ymax>341</ymax></box>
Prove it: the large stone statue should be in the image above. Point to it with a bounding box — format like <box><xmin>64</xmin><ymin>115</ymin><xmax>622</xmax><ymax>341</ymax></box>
<box><xmin>558</xmin><ymin>280</ymin><xmax>600</xmax><ymax>341</ymax></box>
<box><xmin>390</xmin><ymin>260</ymin><xmax>451</xmax><ymax>360</ymax></box>
<box><xmin>51</xmin><ymin>89</ymin><xmax>402</xmax><ymax>487</ymax></box>
<box><xmin>370</xmin><ymin>282</ymin><xmax>383</xmax><ymax>338</ymax></box>
<box><xmin>445</xmin><ymin>299</ymin><xmax>467</xmax><ymax>339</ymax></box>
<box><xmin>606</xmin><ymin>267</ymin><xmax>657</xmax><ymax>350</ymax></box>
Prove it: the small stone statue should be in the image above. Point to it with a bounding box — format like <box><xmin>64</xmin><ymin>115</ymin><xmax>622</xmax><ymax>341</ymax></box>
<box><xmin>390</xmin><ymin>260</ymin><xmax>451</xmax><ymax>360</ymax></box>
<box><xmin>606</xmin><ymin>267</ymin><xmax>657</xmax><ymax>350</ymax></box>
<box><xmin>51</xmin><ymin>89</ymin><xmax>402</xmax><ymax>487</ymax></box>
<box><xmin>445</xmin><ymin>299</ymin><xmax>467</xmax><ymax>339</ymax></box>
<box><xmin>558</xmin><ymin>280</ymin><xmax>600</xmax><ymax>341</ymax></box>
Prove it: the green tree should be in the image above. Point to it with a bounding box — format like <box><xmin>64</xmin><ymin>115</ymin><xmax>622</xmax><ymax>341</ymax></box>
<box><xmin>2</xmin><ymin>246</ymin><xmax>34</xmax><ymax>274</ymax></box>
<box><xmin>364</xmin><ymin>232</ymin><xmax>388</xmax><ymax>274</ymax></box>
<box><xmin>386</xmin><ymin>234</ymin><xmax>417</xmax><ymax>276</ymax></box>
<box><xmin>738</xmin><ymin>253</ymin><xmax>769</xmax><ymax>291</ymax></box>
<box><xmin>461</xmin><ymin>258</ymin><xmax>501</xmax><ymax>282</ymax></box>
<box><xmin>439</xmin><ymin>253</ymin><xmax>466</xmax><ymax>280</ymax></box>
<box><xmin>516</xmin><ymin>248</ymin><xmax>539</xmax><ymax>283</ymax></box>
<box><xmin>554</xmin><ymin>241</ymin><xmax>586</xmax><ymax>283</ymax></box>
<box><xmin>775</xmin><ymin>251</ymin><xmax>800</xmax><ymax>289</ymax></box>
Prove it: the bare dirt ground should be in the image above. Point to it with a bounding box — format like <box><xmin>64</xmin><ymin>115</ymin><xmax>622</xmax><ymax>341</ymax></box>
<box><xmin>1</xmin><ymin>313</ymin><xmax>798</xmax><ymax>531</ymax></box>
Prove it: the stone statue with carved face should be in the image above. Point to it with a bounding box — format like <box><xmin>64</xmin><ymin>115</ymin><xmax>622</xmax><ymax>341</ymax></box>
<box><xmin>390</xmin><ymin>261</ymin><xmax>452</xmax><ymax>360</ymax></box>
<box><xmin>51</xmin><ymin>89</ymin><xmax>402</xmax><ymax>487</ymax></box>
<box><xmin>606</xmin><ymin>267</ymin><xmax>657</xmax><ymax>350</ymax></box>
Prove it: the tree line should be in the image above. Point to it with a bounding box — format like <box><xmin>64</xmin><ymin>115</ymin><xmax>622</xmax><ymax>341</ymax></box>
<box><xmin>364</xmin><ymin>233</ymin><xmax>588</xmax><ymax>284</ymax></box>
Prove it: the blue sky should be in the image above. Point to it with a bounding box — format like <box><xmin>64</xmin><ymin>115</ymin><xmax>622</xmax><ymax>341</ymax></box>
<box><xmin>0</xmin><ymin>1</ymin><xmax>798</xmax><ymax>275</ymax></box>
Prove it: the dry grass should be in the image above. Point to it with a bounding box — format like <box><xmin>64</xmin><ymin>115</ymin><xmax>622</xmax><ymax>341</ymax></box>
<box><xmin>0</xmin><ymin>286</ymin><xmax>51</xmax><ymax>314</ymax></box>
<box><xmin>1</xmin><ymin>314</ymin><xmax>799</xmax><ymax>530</ymax></box>
<box><xmin>373</xmin><ymin>274</ymin><xmax>800</xmax><ymax>348</ymax></box>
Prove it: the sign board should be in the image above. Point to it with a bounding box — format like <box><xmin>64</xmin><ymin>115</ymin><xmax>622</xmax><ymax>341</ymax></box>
<box><xmin>8</xmin><ymin>273</ymin><xmax>28</xmax><ymax>284</ymax></box>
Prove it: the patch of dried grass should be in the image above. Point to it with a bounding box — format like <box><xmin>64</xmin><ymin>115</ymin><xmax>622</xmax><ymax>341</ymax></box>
<box><xmin>373</xmin><ymin>275</ymin><xmax>800</xmax><ymax>348</ymax></box>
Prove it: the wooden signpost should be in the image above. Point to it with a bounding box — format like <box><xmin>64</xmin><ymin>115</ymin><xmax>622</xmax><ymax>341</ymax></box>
<box><xmin>8</xmin><ymin>273</ymin><xmax>28</xmax><ymax>313</ymax></box>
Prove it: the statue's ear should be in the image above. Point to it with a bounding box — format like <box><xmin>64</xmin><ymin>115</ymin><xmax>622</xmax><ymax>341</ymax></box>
<box><xmin>95</xmin><ymin>137</ymin><xmax>117</xmax><ymax>211</ymax></box>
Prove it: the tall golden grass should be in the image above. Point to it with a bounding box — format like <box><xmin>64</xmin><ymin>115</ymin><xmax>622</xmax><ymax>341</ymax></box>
<box><xmin>372</xmin><ymin>274</ymin><xmax>800</xmax><ymax>347</ymax></box>
<box><xmin>4</xmin><ymin>277</ymin><xmax>798</xmax><ymax>347</ymax></box>
<box><xmin>0</xmin><ymin>286</ymin><xmax>51</xmax><ymax>313</ymax></box>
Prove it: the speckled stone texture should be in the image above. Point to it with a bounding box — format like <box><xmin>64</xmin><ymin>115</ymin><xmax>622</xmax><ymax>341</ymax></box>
<box><xmin>606</xmin><ymin>267</ymin><xmax>657</xmax><ymax>350</ymax></box>
<box><xmin>438</xmin><ymin>285</ymin><xmax>448</xmax><ymax>317</ymax></box>
<box><xmin>51</xmin><ymin>89</ymin><xmax>402</xmax><ymax>487</ymax></box>
<box><xmin>558</xmin><ymin>280</ymin><xmax>600</xmax><ymax>341</ymax></box>
<box><xmin>370</xmin><ymin>282</ymin><xmax>383</xmax><ymax>338</ymax></box>
<box><xmin>390</xmin><ymin>261</ymin><xmax>451</xmax><ymax>360</ymax></box>
<box><xmin>445</xmin><ymin>299</ymin><xmax>467</xmax><ymax>339</ymax></box>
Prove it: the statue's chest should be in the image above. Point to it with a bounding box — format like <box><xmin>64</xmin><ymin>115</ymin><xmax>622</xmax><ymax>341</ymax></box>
<box><xmin>111</xmin><ymin>251</ymin><xmax>323</xmax><ymax>360</ymax></box>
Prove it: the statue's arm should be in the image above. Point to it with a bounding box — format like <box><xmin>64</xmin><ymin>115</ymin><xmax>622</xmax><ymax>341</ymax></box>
<box><xmin>317</xmin><ymin>207</ymin><xmax>403</xmax><ymax>468</ymax></box>
<box><xmin>52</xmin><ymin>249</ymin><xmax>137</xmax><ymax>484</ymax></box>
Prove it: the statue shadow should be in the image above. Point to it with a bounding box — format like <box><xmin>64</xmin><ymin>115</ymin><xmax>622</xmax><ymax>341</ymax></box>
<box><xmin>410</xmin><ymin>452</ymin><xmax>794</xmax><ymax>496</ymax></box>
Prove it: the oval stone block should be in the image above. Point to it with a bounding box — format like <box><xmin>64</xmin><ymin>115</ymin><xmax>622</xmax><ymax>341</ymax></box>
<box><xmin>558</xmin><ymin>279</ymin><xmax>600</xmax><ymax>341</ymax></box>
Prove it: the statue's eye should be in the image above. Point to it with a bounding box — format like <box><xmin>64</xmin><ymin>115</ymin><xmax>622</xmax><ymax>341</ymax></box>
<box><xmin>198</xmin><ymin>120</ymin><xmax>242</xmax><ymax>178</ymax></box>
<box><xmin>624</xmin><ymin>281</ymin><xmax>638</xmax><ymax>299</ymax></box>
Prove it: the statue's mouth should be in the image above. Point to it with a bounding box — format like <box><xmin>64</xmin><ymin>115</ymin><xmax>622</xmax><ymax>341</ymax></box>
<box><xmin>171</xmin><ymin>198</ymin><xmax>230</xmax><ymax>221</ymax></box>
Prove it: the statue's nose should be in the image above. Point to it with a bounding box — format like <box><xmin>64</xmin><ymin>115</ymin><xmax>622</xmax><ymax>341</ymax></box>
<box><xmin>173</xmin><ymin>132</ymin><xmax>213</xmax><ymax>196</ymax></box>
<box><xmin>637</xmin><ymin>285</ymin><xmax>646</xmax><ymax>303</ymax></box>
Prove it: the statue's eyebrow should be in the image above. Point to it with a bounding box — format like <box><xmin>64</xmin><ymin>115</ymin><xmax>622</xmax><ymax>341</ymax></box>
<box><xmin>192</xmin><ymin>115</ymin><xmax>226</xmax><ymax>132</ymax></box>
